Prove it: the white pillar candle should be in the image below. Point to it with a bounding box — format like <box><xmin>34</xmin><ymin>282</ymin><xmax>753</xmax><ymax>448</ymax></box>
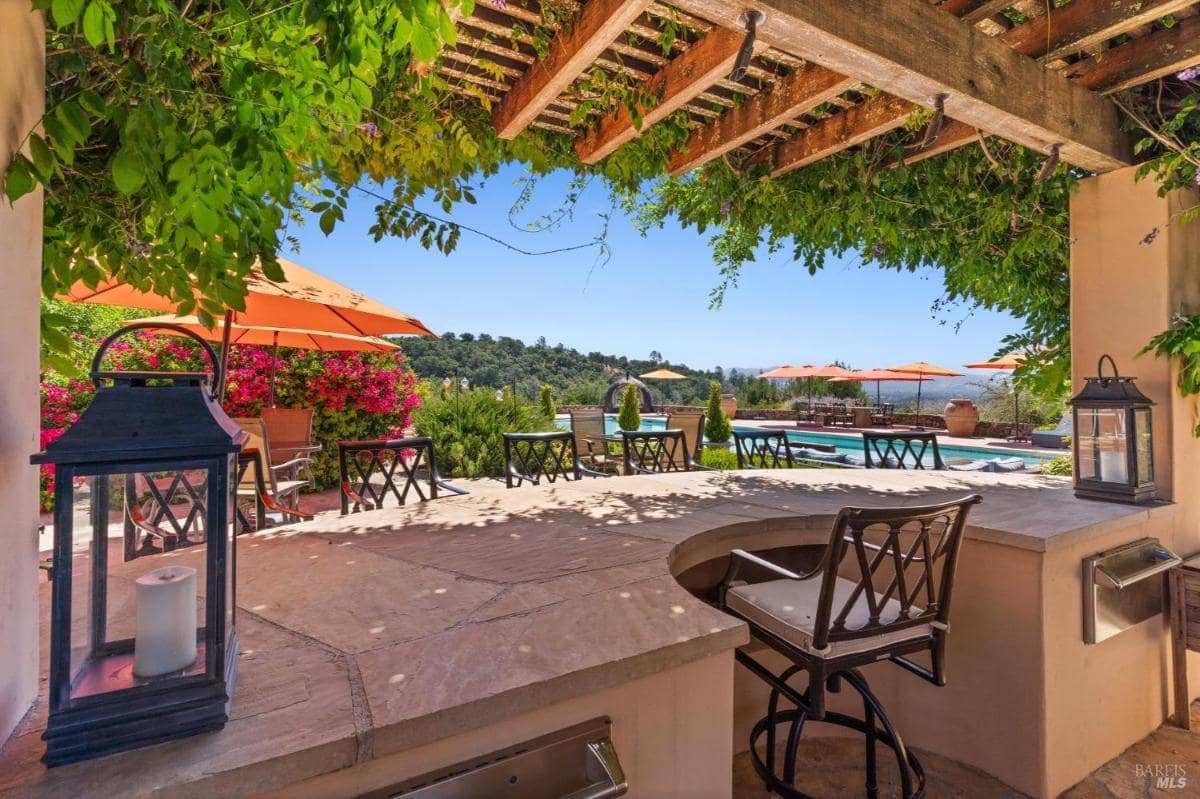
<box><xmin>133</xmin><ymin>565</ymin><xmax>198</xmax><ymax>678</ymax></box>
<box><xmin>1100</xmin><ymin>448</ymin><xmax>1128</xmax><ymax>484</ymax></box>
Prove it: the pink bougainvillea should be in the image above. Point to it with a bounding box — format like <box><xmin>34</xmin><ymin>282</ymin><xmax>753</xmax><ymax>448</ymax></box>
<box><xmin>38</xmin><ymin>332</ymin><xmax>421</xmax><ymax>509</ymax></box>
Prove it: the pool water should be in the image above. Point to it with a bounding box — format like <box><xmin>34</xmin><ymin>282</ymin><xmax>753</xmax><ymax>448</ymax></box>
<box><xmin>556</xmin><ymin>414</ymin><xmax>1055</xmax><ymax>468</ymax></box>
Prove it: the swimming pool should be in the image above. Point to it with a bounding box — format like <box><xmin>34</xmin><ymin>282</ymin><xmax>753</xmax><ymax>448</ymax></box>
<box><xmin>555</xmin><ymin>414</ymin><xmax>1055</xmax><ymax>468</ymax></box>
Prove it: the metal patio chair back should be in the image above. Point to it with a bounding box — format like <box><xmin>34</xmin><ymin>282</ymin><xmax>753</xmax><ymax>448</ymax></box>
<box><xmin>338</xmin><ymin>436</ymin><xmax>466</xmax><ymax>514</ymax></box>
<box><xmin>503</xmin><ymin>431</ymin><xmax>611</xmax><ymax>488</ymax></box>
<box><xmin>862</xmin><ymin>431</ymin><xmax>946</xmax><ymax>470</ymax></box>
<box><xmin>622</xmin><ymin>429</ymin><xmax>690</xmax><ymax>474</ymax></box>
<box><xmin>665</xmin><ymin>412</ymin><xmax>706</xmax><ymax>464</ymax></box>
<box><xmin>569</xmin><ymin>410</ymin><xmax>615</xmax><ymax>471</ymax></box>
<box><xmin>733</xmin><ymin>430</ymin><xmax>795</xmax><ymax>469</ymax></box>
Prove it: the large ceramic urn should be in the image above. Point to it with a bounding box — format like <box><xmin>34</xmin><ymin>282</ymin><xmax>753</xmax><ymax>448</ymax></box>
<box><xmin>720</xmin><ymin>394</ymin><xmax>738</xmax><ymax>420</ymax></box>
<box><xmin>944</xmin><ymin>399</ymin><xmax>979</xmax><ymax>437</ymax></box>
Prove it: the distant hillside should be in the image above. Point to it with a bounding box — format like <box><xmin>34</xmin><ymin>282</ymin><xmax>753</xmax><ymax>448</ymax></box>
<box><xmin>398</xmin><ymin>333</ymin><xmax>721</xmax><ymax>405</ymax></box>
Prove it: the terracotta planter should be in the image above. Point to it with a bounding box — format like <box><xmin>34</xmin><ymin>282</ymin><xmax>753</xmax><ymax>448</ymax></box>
<box><xmin>719</xmin><ymin>394</ymin><xmax>737</xmax><ymax>419</ymax></box>
<box><xmin>943</xmin><ymin>399</ymin><xmax>979</xmax><ymax>437</ymax></box>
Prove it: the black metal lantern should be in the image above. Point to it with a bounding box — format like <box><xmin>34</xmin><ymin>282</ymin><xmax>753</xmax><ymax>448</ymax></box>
<box><xmin>31</xmin><ymin>324</ymin><xmax>248</xmax><ymax>766</ymax></box>
<box><xmin>1069</xmin><ymin>355</ymin><xmax>1156</xmax><ymax>504</ymax></box>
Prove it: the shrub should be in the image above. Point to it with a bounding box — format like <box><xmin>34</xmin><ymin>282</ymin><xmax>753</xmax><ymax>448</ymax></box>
<box><xmin>540</xmin><ymin>384</ymin><xmax>555</xmax><ymax>419</ymax></box>
<box><xmin>412</xmin><ymin>388</ymin><xmax>556</xmax><ymax>478</ymax></box>
<box><xmin>700</xmin><ymin>447</ymin><xmax>739</xmax><ymax>470</ymax></box>
<box><xmin>617</xmin><ymin>384</ymin><xmax>641</xmax><ymax>431</ymax></box>
<box><xmin>1042</xmin><ymin>454</ymin><xmax>1073</xmax><ymax>477</ymax></box>
<box><xmin>704</xmin><ymin>381</ymin><xmax>732</xmax><ymax>443</ymax></box>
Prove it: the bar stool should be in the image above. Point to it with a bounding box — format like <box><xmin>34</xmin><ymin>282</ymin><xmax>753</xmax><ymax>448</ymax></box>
<box><xmin>718</xmin><ymin>495</ymin><xmax>981</xmax><ymax>798</ymax></box>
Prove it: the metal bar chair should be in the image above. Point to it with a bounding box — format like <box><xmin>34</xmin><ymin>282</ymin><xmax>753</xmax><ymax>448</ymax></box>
<box><xmin>337</xmin><ymin>436</ymin><xmax>466</xmax><ymax>514</ymax></box>
<box><xmin>569</xmin><ymin>410</ymin><xmax>619</xmax><ymax>473</ymax></box>
<box><xmin>862</xmin><ymin>431</ymin><xmax>946</xmax><ymax>470</ymax></box>
<box><xmin>719</xmin><ymin>495</ymin><xmax>982</xmax><ymax>798</ymax></box>
<box><xmin>503</xmin><ymin>431</ymin><xmax>612</xmax><ymax>488</ymax></box>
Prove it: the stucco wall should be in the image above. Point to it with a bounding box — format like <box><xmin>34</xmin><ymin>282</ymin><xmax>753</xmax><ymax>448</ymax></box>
<box><xmin>1070</xmin><ymin>167</ymin><xmax>1200</xmax><ymax>728</ymax></box>
<box><xmin>0</xmin><ymin>4</ymin><xmax>43</xmax><ymax>745</ymax></box>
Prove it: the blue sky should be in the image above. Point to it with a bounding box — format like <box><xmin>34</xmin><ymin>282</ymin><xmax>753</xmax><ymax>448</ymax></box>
<box><xmin>289</xmin><ymin>165</ymin><xmax>1020</xmax><ymax>373</ymax></box>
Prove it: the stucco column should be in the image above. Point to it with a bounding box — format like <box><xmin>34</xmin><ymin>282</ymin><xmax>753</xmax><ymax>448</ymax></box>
<box><xmin>1070</xmin><ymin>165</ymin><xmax>1200</xmax><ymax>713</ymax></box>
<box><xmin>1071</xmin><ymin>168</ymin><xmax>1200</xmax><ymax>528</ymax></box>
<box><xmin>0</xmin><ymin>5</ymin><xmax>44</xmax><ymax>744</ymax></box>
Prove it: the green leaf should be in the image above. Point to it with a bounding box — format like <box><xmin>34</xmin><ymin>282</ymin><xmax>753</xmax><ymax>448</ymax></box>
<box><xmin>192</xmin><ymin>203</ymin><xmax>219</xmax><ymax>236</ymax></box>
<box><xmin>76</xmin><ymin>89</ymin><xmax>107</xmax><ymax>119</ymax></box>
<box><xmin>410</xmin><ymin>23</ymin><xmax>438</xmax><ymax>63</ymax></box>
<box><xmin>319</xmin><ymin>208</ymin><xmax>337</xmax><ymax>235</ymax></box>
<box><xmin>51</xmin><ymin>0</ymin><xmax>85</xmax><ymax>27</ymax></box>
<box><xmin>3</xmin><ymin>155</ymin><xmax>37</xmax><ymax>203</ymax></box>
<box><xmin>82</xmin><ymin>1</ymin><xmax>106</xmax><ymax>46</ymax></box>
<box><xmin>259</xmin><ymin>258</ymin><xmax>285</xmax><ymax>282</ymax></box>
<box><xmin>29</xmin><ymin>134</ymin><xmax>54</xmax><ymax>179</ymax></box>
<box><xmin>111</xmin><ymin>147</ymin><xmax>146</xmax><ymax>194</ymax></box>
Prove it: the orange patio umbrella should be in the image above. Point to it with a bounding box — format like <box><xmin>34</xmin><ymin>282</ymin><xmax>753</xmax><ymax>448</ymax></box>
<box><xmin>886</xmin><ymin>361</ymin><xmax>963</xmax><ymax>423</ymax></box>
<box><xmin>757</xmin><ymin>364</ymin><xmax>815</xmax><ymax>380</ymax></box>
<box><xmin>63</xmin><ymin>255</ymin><xmax>434</xmax><ymax>395</ymax></box>
<box><xmin>761</xmin><ymin>364</ymin><xmax>854</xmax><ymax>408</ymax></box>
<box><xmin>64</xmin><ymin>256</ymin><xmax>435</xmax><ymax>338</ymax></box>
<box><xmin>638</xmin><ymin>368</ymin><xmax>688</xmax><ymax>380</ymax></box>
<box><xmin>130</xmin><ymin>314</ymin><xmax>401</xmax><ymax>406</ymax></box>
<box><xmin>831</xmin><ymin>368</ymin><xmax>929</xmax><ymax>406</ymax></box>
<box><xmin>964</xmin><ymin>352</ymin><xmax>1027</xmax><ymax>429</ymax></box>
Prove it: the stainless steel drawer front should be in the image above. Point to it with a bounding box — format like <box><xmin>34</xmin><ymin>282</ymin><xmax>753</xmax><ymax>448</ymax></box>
<box><xmin>388</xmin><ymin>718</ymin><xmax>628</xmax><ymax>799</ymax></box>
<box><xmin>1084</xmin><ymin>537</ymin><xmax>1181</xmax><ymax>644</ymax></box>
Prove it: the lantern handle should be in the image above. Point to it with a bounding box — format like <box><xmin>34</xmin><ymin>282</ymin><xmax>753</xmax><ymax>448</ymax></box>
<box><xmin>1096</xmin><ymin>354</ymin><xmax>1120</xmax><ymax>383</ymax></box>
<box><xmin>90</xmin><ymin>323</ymin><xmax>222</xmax><ymax>397</ymax></box>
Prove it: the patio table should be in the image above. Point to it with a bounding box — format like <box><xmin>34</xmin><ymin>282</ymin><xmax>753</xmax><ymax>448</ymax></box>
<box><xmin>851</xmin><ymin>406</ymin><xmax>873</xmax><ymax>427</ymax></box>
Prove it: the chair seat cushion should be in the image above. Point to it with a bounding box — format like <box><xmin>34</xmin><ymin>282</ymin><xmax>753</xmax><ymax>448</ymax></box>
<box><xmin>726</xmin><ymin>576</ymin><xmax>931</xmax><ymax>659</ymax></box>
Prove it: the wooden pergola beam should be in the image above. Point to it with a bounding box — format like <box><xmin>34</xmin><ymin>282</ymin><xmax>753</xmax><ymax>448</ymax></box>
<box><xmin>667</xmin><ymin>64</ymin><xmax>857</xmax><ymax>175</ymax></box>
<box><xmin>1001</xmin><ymin>0</ymin><xmax>1199</xmax><ymax>62</ymax></box>
<box><xmin>668</xmin><ymin>0</ymin><xmax>1132</xmax><ymax>171</ymax></box>
<box><xmin>1066</xmin><ymin>16</ymin><xmax>1200</xmax><ymax>94</ymax></box>
<box><xmin>492</xmin><ymin>0</ymin><xmax>654</xmax><ymax>139</ymax></box>
<box><xmin>756</xmin><ymin>93</ymin><xmax>915</xmax><ymax>177</ymax></box>
<box><xmin>574</xmin><ymin>26</ymin><xmax>746</xmax><ymax>164</ymax></box>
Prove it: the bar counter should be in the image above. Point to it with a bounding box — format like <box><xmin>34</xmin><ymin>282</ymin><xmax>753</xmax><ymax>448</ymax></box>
<box><xmin>0</xmin><ymin>470</ymin><xmax>1178</xmax><ymax>798</ymax></box>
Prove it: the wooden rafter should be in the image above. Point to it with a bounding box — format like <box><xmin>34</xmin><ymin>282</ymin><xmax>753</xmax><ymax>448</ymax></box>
<box><xmin>754</xmin><ymin>93</ymin><xmax>915</xmax><ymax>177</ymax></box>
<box><xmin>667</xmin><ymin>64</ymin><xmax>857</xmax><ymax>174</ymax></box>
<box><xmin>886</xmin><ymin>119</ymin><xmax>979</xmax><ymax>167</ymax></box>
<box><xmin>574</xmin><ymin>26</ymin><xmax>748</xmax><ymax>163</ymax></box>
<box><xmin>936</xmin><ymin>0</ymin><xmax>1013</xmax><ymax>25</ymax></box>
<box><xmin>1001</xmin><ymin>0</ymin><xmax>1199</xmax><ymax>62</ymax></box>
<box><xmin>1066</xmin><ymin>16</ymin><xmax>1200</xmax><ymax>94</ymax></box>
<box><xmin>668</xmin><ymin>0</ymin><xmax>1132</xmax><ymax>171</ymax></box>
<box><xmin>492</xmin><ymin>0</ymin><xmax>655</xmax><ymax>139</ymax></box>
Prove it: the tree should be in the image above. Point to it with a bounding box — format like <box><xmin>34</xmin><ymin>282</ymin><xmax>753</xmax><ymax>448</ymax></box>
<box><xmin>617</xmin><ymin>384</ymin><xmax>641</xmax><ymax>432</ymax></box>
<box><xmin>704</xmin><ymin>381</ymin><xmax>732</xmax><ymax>444</ymax></box>
<box><xmin>540</xmin><ymin>384</ymin><xmax>555</xmax><ymax>419</ymax></box>
<box><xmin>649</xmin><ymin>350</ymin><xmax>662</xmax><ymax>364</ymax></box>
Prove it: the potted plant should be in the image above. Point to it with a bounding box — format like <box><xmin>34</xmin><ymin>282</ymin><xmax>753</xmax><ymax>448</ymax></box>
<box><xmin>540</xmin><ymin>384</ymin><xmax>555</xmax><ymax>419</ymax></box>
<box><xmin>704</xmin><ymin>380</ymin><xmax>732</xmax><ymax>448</ymax></box>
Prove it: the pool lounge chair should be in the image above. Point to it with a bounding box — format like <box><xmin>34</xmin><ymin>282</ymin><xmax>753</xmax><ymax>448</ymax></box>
<box><xmin>1031</xmin><ymin>414</ymin><xmax>1072</xmax><ymax>449</ymax></box>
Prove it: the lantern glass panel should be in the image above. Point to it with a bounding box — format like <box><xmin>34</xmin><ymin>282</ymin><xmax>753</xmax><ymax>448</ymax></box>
<box><xmin>1077</xmin><ymin>407</ymin><xmax>1128</xmax><ymax>484</ymax></box>
<box><xmin>1135</xmin><ymin>407</ymin><xmax>1154</xmax><ymax>485</ymax></box>
<box><xmin>68</xmin><ymin>465</ymin><xmax>217</xmax><ymax>704</ymax></box>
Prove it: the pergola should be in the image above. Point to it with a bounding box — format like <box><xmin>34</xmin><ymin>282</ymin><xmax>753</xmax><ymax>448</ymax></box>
<box><xmin>437</xmin><ymin>0</ymin><xmax>1198</xmax><ymax>176</ymax></box>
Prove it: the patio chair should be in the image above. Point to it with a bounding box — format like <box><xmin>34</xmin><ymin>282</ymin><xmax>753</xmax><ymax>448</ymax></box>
<box><xmin>621</xmin><ymin>429</ymin><xmax>714</xmax><ymax>474</ymax></box>
<box><xmin>870</xmin><ymin>403</ymin><xmax>896</xmax><ymax>427</ymax></box>
<box><xmin>233</xmin><ymin>418</ymin><xmax>314</xmax><ymax>526</ymax></box>
<box><xmin>261</xmin><ymin>407</ymin><xmax>317</xmax><ymax>488</ymax></box>
<box><xmin>863</xmin><ymin>431</ymin><xmax>946</xmax><ymax>470</ymax></box>
<box><xmin>733</xmin><ymin>430</ymin><xmax>795</xmax><ymax>469</ymax></box>
<box><xmin>502</xmin><ymin>431</ymin><xmax>612</xmax><ymax>488</ymax></box>
<box><xmin>719</xmin><ymin>494</ymin><xmax>981</xmax><ymax>799</ymax></box>
<box><xmin>569</xmin><ymin>410</ymin><xmax>618</xmax><ymax>473</ymax></box>
<box><xmin>829</xmin><ymin>403</ymin><xmax>853</xmax><ymax>428</ymax></box>
<box><xmin>1030</xmin><ymin>413</ymin><xmax>1072</xmax><ymax>449</ymax></box>
<box><xmin>338</xmin><ymin>436</ymin><xmax>466</xmax><ymax>514</ymax></box>
<box><xmin>666</xmin><ymin>411</ymin><xmax>706</xmax><ymax>463</ymax></box>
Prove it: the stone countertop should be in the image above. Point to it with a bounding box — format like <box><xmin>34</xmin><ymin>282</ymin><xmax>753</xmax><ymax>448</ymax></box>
<box><xmin>0</xmin><ymin>470</ymin><xmax>1170</xmax><ymax>798</ymax></box>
